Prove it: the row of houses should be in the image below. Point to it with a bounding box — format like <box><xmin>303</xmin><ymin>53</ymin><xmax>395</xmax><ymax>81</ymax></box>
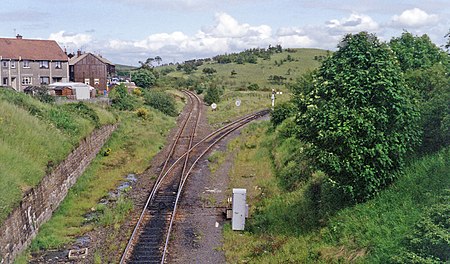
<box><xmin>0</xmin><ymin>34</ymin><xmax>115</xmax><ymax>95</ymax></box>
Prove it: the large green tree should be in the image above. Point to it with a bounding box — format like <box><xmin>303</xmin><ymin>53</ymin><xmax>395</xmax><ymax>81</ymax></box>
<box><xmin>295</xmin><ymin>32</ymin><xmax>421</xmax><ymax>201</ymax></box>
<box><xmin>131</xmin><ymin>69</ymin><xmax>157</xmax><ymax>89</ymax></box>
<box><xmin>390</xmin><ymin>32</ymin><xmax>450</xmax><ymax>154</ymax></box>
<box><xmin>389</xmin><ymin>32</ymin><xmax>446</xmax><ymax>71</ymax></box>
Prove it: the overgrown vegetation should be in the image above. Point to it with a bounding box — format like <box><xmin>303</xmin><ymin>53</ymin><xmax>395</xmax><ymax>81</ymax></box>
<box><xmin>295</xmin><ymin>32</ymin><xmax>421</xmax><ymax>201</ymax></box>
<box><xmin>27</xmin><ymin>108</ymin><xmax>177</xmax><ymax>262</ymax></box>
<box><xmin>131</xmin><ymin>68</ymin><xmax>157</xmax><ymax>88</ymax></box>
<box><xmin>0</xmin><ymin>90</ymin><xmax>116</xmax><ymax>224</ymax></box>
<box><xmin>109</xmin><ymin>83</ymin><xmax>139</xmax><ymax>111</ymax></box>
<box><xmin>203</xmin><ymin>85</ymin><xmax>223</xmax><ymax>105</ymax></box>
<box><xmin>221</xmin><ymin>31</ymin><xmax>448</xmax><ymax>263</ymax></box>
<box><xmin>223</xmin><ymin>123</ymin><xmax>449</xmax><ymax>263</ymax></box>
<box><xmin>389</xmin><ymin>32</ymin><xmax>450</xmax><ymax>155</ymax></box>
<box><xmin>143</xmin><ymin>89</ymin><xmax>177</xmax><ymax>116</ymax></box>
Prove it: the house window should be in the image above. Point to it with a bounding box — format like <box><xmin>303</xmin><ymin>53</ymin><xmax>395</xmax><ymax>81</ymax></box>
<box><xmin>2</xmin><ymin>61</ymin><xmax>8</xmax><ymax>68</ymax></box>
<box><xmin>40</xmin><ymin>76</ymin><xmax>50</xmax><ymax>85</ymax></box>
<box><xmin>11</xmin><ymin>61</ymin><xmax>15</xmax><ymax>68</ymax></box>
<box><xmin>55</xmin><ymin>61</ymin><xmax>62</xmax><ymax>69</ymax></box>
<box><xmin>84</xmin><ymin>78</ymin><xmax>90</xmax><ymax>85</ymax></box>
<box><xmin>39</xmin><ymin>61</ymin><xmax>49</xmax><ymax>69</ymax></box>
<box><xmin>2</xmin><ymin>78</ymin><xmax>8</xmax><ymax>86</ymax></box>
<box><xmin>94</xmin><ymin>78</ymin><xmax>100</xmax><ymax>85</ymax></box>
<box><xmin>53</xmin><ymin>77</ymin><xmax>62</xmax><ymax>83</ymax></box>
<box><xmin>22</xmin><ymin>76</ymin><xmax>32</xmax><ymax>85</ymax></box>
<box><xmin>23</xmin><ymin>60</ymin><xmax>30</xmax><ymax>68</ymax></box>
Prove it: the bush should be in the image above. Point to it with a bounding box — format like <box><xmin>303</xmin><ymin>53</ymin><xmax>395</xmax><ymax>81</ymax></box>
<box><xmin>109</xmin><ymin>84</ymin><xmax>138</xmax><ymax>111</ymax></box>
<box><xmin>405</xmin><ymin>65</ymin><xmax>450</xmax><ymax>154</ymax></box>
<box><xmin>247</xmin><ymin>83</ymin><xmax>260</xmax><ymax>91</ymax></box>
<box><xmin>295</xmin><ymin>32</ymin><xmax>421</xmax><ymax>201</ymax></box>
<box><xmin>393</xmin><ymin>195</ymin><xmax>450</xmax><ymax>263</ymax></box>
<box><xmin>132</xmin><ymin>88</ymin><xmax>142</xmax><ymax>96</ymax></box>
<box><xmin>62</xmin><ymin>102</ymin><xmax>100</xmax><ymax>128</ymax></box>
<box><xmin>271</xmin><ymin>101</ymin><xmax>297</xmax><ymax>128</ymax></box>
<box><xmin>33</xmin><ymin>85</ymin><xmax>55</xmax><ymax>103</ymax></box>
<box><xmin>143</xmin><ymin>90</ymin><xmax>177</xmax><ymax>116</ymax></box>
<box><xmin>131</xmin><ymin>69</ymin><xmax>157</xmax><ymax>88</ymax></box>
<box><xmin>272</xmin><ymin>134</ymin><xmax>313</xmax><ymax>191</ymax></box>
<box><xmin>203</xmin><ymin>86</ymin><xmax>223</xmax><ymax>105</ymax></box>
<box><xmin>48</xmin><ymin>108</ymin><xmax>79</xmax><ymax>135</ymax></box>
<box><xmin>135</xmin><ymin>107</ymin><xmax>152</xmax><ymax>120</ymax></box>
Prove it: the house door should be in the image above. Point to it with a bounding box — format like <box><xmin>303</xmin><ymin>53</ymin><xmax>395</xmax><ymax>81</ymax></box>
<box><xmin>11</xmin><ymin>77</ymin><xmax>18</xmax><ymax>91</ymax></box>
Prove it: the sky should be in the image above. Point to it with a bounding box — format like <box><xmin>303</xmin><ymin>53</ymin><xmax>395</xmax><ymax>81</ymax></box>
<box><xmin>1</xmin><ymin>0</ymin><xmax>449</xmax><ymax>66</ymax></box>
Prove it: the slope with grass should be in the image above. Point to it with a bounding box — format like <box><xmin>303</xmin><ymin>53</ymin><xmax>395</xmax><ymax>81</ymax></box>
<box><xmin>0</xmin><ymin>90</ymin><xmax>116</xmax><ymax>225</ymax></box>
<box><xmin>167</xmin><ymin>48</ymin><xmax>329</xmax><ymax>91</ymax></box>
<box><xmin>11</xmin><ymin>88</ymin><xmax>181</xmax><ymax>263</ymax></box>
<box><xmin>222</xmin><ymin>122</ymin><xmax>449</xmax><ymax>263</ymax></box>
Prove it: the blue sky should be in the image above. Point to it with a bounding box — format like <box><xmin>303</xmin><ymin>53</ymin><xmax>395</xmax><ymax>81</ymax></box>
<box><xmin>1</xmin><ymin>0</ymin><xmax>449</xmax><ymax>65</ymax></box>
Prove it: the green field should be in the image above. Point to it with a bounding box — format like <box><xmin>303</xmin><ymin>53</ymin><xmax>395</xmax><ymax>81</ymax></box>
<box><xmin>164</xmin><ymin>48</ymin><xmax>328</xmax><ymax>91</ymax></box>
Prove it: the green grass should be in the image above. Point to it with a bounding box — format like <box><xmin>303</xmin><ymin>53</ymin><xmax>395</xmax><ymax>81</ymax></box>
<box><xmin>0</xmin><ymin>90</ymin><xmax>117</xmax><ymax>225</ymax></box>
<box><xmin>0</xmin><ymin>101</ymin><xmax>71</xmax><ymax>223</ymax></box>
<box><xmin>205</xmin><ymin>90</ymin><xmax>289</xmax><ymax>126</ymax></box>
<box><xmin>163</xmin><ymin>49</ymin><xmax>326</xmax><ymax>126</ymax></box>
<box><xmin>166</xmin><ymin>48</ymin><xmax>328</xmax><ymax>91</ymax></box>
<box><xmin>26</xmin><ymin>106</ymin><xmax>177</xmax><ymax>262</ymax></box>
<box><xmin>321</xmin><ymin>147</ymin><xmax>450</xmax><ymax>263</ymax></box>
<box><xmin>222</xmin><ymin>120</ymin><xmax>450</xmax><ymax>263</ymax></box>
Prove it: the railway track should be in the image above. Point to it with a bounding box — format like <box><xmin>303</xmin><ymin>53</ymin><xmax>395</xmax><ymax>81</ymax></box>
<box><xmin>120</xmin><ymin>90</ymin><xmax>269</xmax><ymax>263</ymax></box>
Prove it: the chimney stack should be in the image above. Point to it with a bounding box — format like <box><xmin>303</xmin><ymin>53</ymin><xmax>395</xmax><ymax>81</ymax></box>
<box><xmin>16</xmin><ymin>34</ymin><xmax>23</xmax><ymax>39</ymax></box>
<box><xmin>77</xmin><ymin>49</ymin><xmax>82</xmax><ymax>57</ymax></box>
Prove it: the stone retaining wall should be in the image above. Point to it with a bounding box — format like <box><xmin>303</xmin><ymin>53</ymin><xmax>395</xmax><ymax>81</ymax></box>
<box><xmin>0</xmin><ymin>124</ymin><xmax>117</xmax><ymax>264</ymax></box>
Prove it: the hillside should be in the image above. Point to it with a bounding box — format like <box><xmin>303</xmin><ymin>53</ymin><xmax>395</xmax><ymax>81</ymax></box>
<box><xmin>157</xmin><ymin>48</ymin><xmax>329</xmax><ymax>126</ymax></box>
<box><xmin>0</xmin><ymin>90</ymin><xmax>116</xmax><ymax>224</ymax></box>
<box><xmin>115</xmin><ymin>64</ymin><xmax>138</xmax><ymax>78</ymax></box>
<box><xmin>164</xmin><ymin>48</ymin><xmax>329</xmax><ymax>91</ymax></box>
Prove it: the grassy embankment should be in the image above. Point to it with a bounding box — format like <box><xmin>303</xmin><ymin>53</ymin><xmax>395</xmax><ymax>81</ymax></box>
<box><xmin>212</xmin><ymin>122</ymin><xmax>449</xmax><ymax>263</ymax></box>
<box><xmin>14</xmin><ymin>91</ymin><xmax>182</xmax><ymax>263</ymax></box>
<box><xmin>0</xmin><ymin>90</ymin><xmax>116</xmax><ymax>225</ymax></box>
<box><xmin>0</xmin><ymin>87</ymin><xmax>182</xmax><ymax>263</ymax></box>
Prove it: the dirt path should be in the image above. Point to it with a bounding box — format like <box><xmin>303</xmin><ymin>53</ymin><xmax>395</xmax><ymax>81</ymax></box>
<box><xmin>166</xmin><ymin>132</ymin><xmax>240</xmax><ymax>263</ymax></box>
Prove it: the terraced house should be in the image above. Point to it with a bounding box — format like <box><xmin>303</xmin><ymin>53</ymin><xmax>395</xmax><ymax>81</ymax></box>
<box><xmin>0</xmin><ymin>34</ymin><xmax>69</xmax><ymax>91</ymax></box>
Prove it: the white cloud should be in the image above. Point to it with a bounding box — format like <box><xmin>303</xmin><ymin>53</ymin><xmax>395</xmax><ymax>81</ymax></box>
<box><xmin>277</xmin><ymin>35</ymin><xmax>315</xmax><ymax>48</ymax></box>
<box><xmin>202</xmin><ymin>13</ymin><xmax>272</xmax><ymax>40</ymax></box>
<box><xmin>277</xmin><ymin>27</ymin><xmax>306</xmax><ymax>37</ymax></box>
<box><xmin>107</xmin><ymin>13</ymin><xmax>274</xmax><ymax>63</ymax></box>
<box><xmin>392</xmin><ymin>8</ymin><xmax>439</xmax><ymax>27</ymax></box>
<box><xmin>326</xmin><ymin>13</ymin><xmax>379</xmax><ymax>34</ymax></box>
<box><xmin>48</xmin><ymin>31</ymin><xmax>92</xmax><ymax>48</ymax></box>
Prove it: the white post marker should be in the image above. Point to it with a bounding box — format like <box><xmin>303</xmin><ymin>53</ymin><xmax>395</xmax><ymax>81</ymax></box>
<box><xmin>271</xmin><ymin>89</ymin><xmax>276</xmax><ymax>108</ymax></box>
<box><xmin>235</xmin><ymin>99</ymin><xmax>241</xmax><ymax>107</ymax></box>
<box><xmin>211</xmin><ymin>103</ymin><xmax>217</xmax><ymax>111</ymax></box>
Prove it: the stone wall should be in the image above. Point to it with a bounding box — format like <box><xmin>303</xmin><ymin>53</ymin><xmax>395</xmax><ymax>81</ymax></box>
<box><xmin>0</xmin><ymin>124</ymin><xmax>117</xmax><ymax>264</ymax></box>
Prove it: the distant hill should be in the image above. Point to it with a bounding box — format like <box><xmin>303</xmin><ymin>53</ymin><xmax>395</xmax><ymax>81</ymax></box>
<box><xmin>115</xmin><ymin>64</ymin><xmax>138</xmax><ymax>77</ymax></box>
<box><xmin>165</xmin><ymin>48</ymin><xmax>330</xmax><ymax>91</ymax></box>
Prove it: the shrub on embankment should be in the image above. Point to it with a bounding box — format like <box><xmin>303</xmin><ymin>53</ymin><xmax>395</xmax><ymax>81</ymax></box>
<box><xmin>223</xmin><ymin>122</ymin><xmax>449</xmax><ymax>263</ymax></box>
<box><xmin>0</xmin><ymin>90</ymin><xmax>116</xmax><ymax>224</ymax></box>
